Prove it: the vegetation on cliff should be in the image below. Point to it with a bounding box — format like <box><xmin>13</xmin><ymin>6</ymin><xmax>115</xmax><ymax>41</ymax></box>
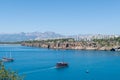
<box><xmin>0</xmin><ymin>41</ymin><xmax>22</xmax><ymax>44</ymax></box>
<box><xmin>21</xmin><ymin>37</ymin><xmax>120</xmax><ymax>51</ymax></box>
<box><xmin>93</xmin><ymin>37</ymin><xmax>120</xmax><ymax>47</ymax></box>
<box><xmin>0</xmin><ymin>61</ymin><xmax>24</xmax><ymax>80</ymax></box>
<box><xmin>24</xmin><ymin>38</ymin><xmax>75</xmax><ymax>43</ymax></box>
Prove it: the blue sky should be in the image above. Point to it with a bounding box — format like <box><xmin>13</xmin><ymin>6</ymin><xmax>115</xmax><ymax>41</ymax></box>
<box><xmin>0</xmin><ymin>0</ymin><xmax>120</xmax><ymax>35</ymax></box>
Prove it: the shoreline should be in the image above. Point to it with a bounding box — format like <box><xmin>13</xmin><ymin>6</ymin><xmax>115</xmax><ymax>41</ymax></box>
<box><xmin>21</xmin><ymin>42</ymin><xmax>114</xmax><ymax>51</ymax></box>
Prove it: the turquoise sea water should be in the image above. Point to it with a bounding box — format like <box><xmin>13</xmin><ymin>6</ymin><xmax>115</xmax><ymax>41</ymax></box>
<box><xmin>0</xmin><ymin>44</ymin><xmax>120</xmax><ymax>80</ymax></box>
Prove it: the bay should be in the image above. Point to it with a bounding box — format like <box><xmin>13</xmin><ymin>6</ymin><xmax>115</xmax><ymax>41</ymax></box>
<box><xmin>0</xmin><ymin>44</ymin><xmax>120</xmax><ymax>80</ymax></box>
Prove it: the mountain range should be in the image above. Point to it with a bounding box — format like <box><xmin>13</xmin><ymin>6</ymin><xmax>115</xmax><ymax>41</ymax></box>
<box><xmin>0</xmin><ymin>32</ymin><xmax>119</xmax><ymax>42</ymax></box>
<box><xmin>0</xmin><ymin>32</ymin><xmax>64</xmax><ymax>42</ymax></box>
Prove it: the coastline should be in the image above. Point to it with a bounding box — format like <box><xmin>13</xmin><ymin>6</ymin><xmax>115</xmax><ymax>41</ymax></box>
<box><xmin>21</xmin><ymin>41</ymin><xmax>115</xmax><ymax>51</ymax></box>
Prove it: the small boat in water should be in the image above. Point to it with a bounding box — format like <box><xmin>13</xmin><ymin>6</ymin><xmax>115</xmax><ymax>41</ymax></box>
<box><xmin>56</xmin><ymin>62</ymin><xmax>68</xmax><ymax>68</ymax></box>
<box><xmin>86</xmin><ymin>70</ymin><xmax>89</xmax><ymax>73</ymax></box>
<box><xmin>2</xmin><ymin>57</ymin><xmax>14</xmax><ymax>62</ymax></box>
<box><xmin>2</xmin><ymin>52</ymin><xmax>14</xmax><ymax>62</ymax></box>
<box><xmin>56</xmin><ymin>52</ymin><xmax>68</xmax><ymax>68</ymax></box>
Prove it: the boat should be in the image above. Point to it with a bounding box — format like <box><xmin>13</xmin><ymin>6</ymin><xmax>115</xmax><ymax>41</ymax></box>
<box><xmin>56</xmin><ymin>62</ymin><xmax>68</xmax><ymax>68</ymax></box>
<box><xmin>56</xmin><ymin>51</ymin><xmax>68</xmax><ymax>68</ymax></box>
<box><xmin>2</xmin><ymin>57</ymin><xmax>14</xmax><ymax>62</ymax></box>
<box><xmin>2</xmin><ymin>52</ymin><xmax>14</xmax><ymax>62</ymax></box>
<box><xmin>86</xmin><ymin>70</ymin><xmax>89</xmax><ymax>73</ymax></box>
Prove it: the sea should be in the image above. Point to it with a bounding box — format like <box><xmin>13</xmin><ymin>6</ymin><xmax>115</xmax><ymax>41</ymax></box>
<box><xmin>0</xmin><ymin>44</ymin><xmax>120</xmax><ymax>80</ymax></box>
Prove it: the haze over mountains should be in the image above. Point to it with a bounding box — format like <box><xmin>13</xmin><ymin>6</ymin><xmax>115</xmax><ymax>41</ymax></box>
<box><xmin>0</xmin><ymin>32</ymin><xmax>64</xmax><ymax>42</ymax></box>
<box><xmin>0</xmin><ymin>32</ymin><xmax>119</xmax><ymax>42</ymax></box>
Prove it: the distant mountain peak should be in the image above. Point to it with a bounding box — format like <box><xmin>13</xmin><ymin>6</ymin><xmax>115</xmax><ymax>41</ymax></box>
<box><xmin>0</xmin><ymin>32</ymin><xmax>64</xmax><ymax>42</ymax></box>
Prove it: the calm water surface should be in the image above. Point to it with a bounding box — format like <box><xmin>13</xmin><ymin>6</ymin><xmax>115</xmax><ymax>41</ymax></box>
<box><xmin>0</xmin><ymin>44</ymin><xmax>120</xmax><ymax>80</ymax></box>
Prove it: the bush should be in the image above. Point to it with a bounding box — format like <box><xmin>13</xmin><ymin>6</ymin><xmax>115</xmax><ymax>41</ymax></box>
<box><xmin>0</xmin><ymin>61</ymin><xmax>24</xmax><ymax>80</ymax></box>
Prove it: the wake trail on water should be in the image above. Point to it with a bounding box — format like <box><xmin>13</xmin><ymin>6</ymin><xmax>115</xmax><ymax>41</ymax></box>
<box><xmin>19</xmin><ymin>66</ymin><xmax>56</xmax><ymax>75</ymax></box>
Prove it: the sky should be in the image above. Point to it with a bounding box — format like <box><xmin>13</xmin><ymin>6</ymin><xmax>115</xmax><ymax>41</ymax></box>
<box><xmin>0</xmin><ymin>0</ymin><xmax>120</xmax><ymax>35</ymax></box>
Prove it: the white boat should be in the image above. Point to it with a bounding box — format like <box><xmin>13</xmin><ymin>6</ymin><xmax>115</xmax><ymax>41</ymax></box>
<box><xmin>2</xmin><ymin>52</ymin><xmax>14</xmax><ymax>62</ymax></box>
<box><xmin>2</xmin><ymin>57</ymin><xmax>14</xmax><ymax>62</ymax></box>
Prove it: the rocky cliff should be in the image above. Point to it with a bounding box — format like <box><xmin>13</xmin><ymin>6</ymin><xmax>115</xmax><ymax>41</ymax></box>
<box><xmin>21</xmin><ymin>39</ymin><xmax>115</xmax><ymax>51</ymax></box>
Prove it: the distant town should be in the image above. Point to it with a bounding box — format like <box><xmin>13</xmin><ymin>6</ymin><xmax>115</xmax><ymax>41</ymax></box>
<box><xmin>0</xmin><ymin>32</ymin><xmax>119</xmax><ymax>42</ymax></box>
<box><xmin>14</xmin><ymin>32</ymin><xmax>120</xmax><ymax>51</ymax></box>
<box><xmin>1</xmin><ymin>32</ymin><xmax>120</xmax><ymax>51</ymax></box>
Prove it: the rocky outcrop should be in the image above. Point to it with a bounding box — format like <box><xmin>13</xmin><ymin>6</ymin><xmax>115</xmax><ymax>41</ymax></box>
<box><xmin>110</xmin><ymin>47</ymin><xmax>120</xmax><ymax>51</ymax></box>
<box><xmin>21</xmin><ymin>41</ymin><xmax>117</xmax><ymax>51</ymax></box>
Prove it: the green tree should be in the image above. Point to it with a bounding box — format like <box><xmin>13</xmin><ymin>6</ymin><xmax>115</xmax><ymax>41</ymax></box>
<box><xmin>0</xmin><ymin>61</ymin><xmax>24</xmax><ymax>80</ymax></box>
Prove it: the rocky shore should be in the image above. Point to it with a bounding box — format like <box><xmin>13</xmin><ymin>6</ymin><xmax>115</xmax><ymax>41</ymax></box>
<box><xmin>21</xmin><ymin>38</ymin><xmax>118</xmax><ymax>51</ymax></box>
